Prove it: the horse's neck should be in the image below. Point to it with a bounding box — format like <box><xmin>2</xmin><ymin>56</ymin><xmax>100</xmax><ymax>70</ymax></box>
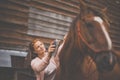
<box><xmin>82</xmin><ymin>56</ymin><xmax>99</xmax><ymax>80</ymax></box>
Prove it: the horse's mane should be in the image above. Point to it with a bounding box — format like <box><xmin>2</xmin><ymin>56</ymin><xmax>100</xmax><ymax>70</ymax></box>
<box><xmin>55</xmin><ymin>1</ymin><xmax>111</xmax><ymax>80</ymax></box>
<box><xmin>57</xmin><ymin>15</ymin><xmax>85</xmax><ymax>80</ymax></box>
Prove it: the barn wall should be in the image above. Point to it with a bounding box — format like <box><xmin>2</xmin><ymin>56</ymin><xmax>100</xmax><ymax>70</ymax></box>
<box><xmin>0</xmin><ymin>0</ymin><xmax>79</xmax><ymax>51</ymax></box>
<box><xmin>0</xmin><ymin>0</ymin><xmax>79</xmax><ymax>67</ymax></box>
<box><xmin>0</xmin><ymin>0</ymin><xmax>29</xmax><ymax>52</ymax></box>
<box><xmin>0</xmin><ymin>0</ymin><xmax>30</xmax><ymax>67</ymax></box>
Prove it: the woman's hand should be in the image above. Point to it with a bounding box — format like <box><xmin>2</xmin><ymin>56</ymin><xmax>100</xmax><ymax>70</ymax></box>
<box><xmin>48</xmin><ymin>41</ymin><xmax>56</xmax><ymax>55</ymax></box>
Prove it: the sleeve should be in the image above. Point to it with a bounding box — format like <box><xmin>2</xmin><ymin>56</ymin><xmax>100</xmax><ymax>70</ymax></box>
<box><xmin>45</xmin><ymin>58</ymin><xmax>57</xmax><ymax>76</ymax></box>
<box><xmin>31</xmin><ymin>53</ymin><xmax>51</xmax><ymax>73</ymax></box>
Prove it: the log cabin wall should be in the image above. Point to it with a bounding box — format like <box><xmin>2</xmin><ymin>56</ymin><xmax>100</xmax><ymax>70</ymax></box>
<box><xmin>0</xmin><ymin>0</ymin><xmax>30</xmax><ymax>67</ymax></box>
<box><xmin>0</xmin><ymin>0</ymin><xmax>79</xmax><ymax>67</ymax></box>
<box><xmin>0</xmin><ymin>0</ymin><xmax>29</xmax><ymax>52</ymax></box>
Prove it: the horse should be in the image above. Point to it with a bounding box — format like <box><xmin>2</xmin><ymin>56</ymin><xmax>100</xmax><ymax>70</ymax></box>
<box><xmin>54</xmin><ymin>1</ymin><xmax>120</xmax><ymax>80</ymax></box>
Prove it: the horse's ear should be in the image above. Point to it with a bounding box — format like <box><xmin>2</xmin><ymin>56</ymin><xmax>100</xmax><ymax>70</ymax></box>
<box><xmin>78</xmin><ymin>0</ymin><xmax>86</xmax><ymax>6</ymax></box>
<box><xmin>102</xmin><ymin>7</ymin><xmax>107</xmax><ymax>13</ymax></box>
<box><xmin>78</xmin><ymin>0</ymin><xmax>88</xmax><ymax>17</ymax></box>
<box><xmin>101</xmin><ymin>8</ymin><xmax>111</xmax><ymax>28</ymax></box>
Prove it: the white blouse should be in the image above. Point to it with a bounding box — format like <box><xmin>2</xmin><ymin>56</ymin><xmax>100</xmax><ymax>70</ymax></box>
<box><xmin>31</xmin><ymin>53</ymin><xmax>56</xmax><ymax>80</ymax></box>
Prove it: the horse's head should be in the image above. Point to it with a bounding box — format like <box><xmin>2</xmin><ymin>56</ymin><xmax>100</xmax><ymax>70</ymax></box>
<box><xmin>77</xmin><ymin>8</ymin><xmax>116</xmax><ymax>72</ymax></box>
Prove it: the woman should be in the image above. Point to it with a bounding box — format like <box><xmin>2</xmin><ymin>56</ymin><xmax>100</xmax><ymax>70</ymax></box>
<box><xmin>28</xmin><ymin>39</ymin><xmax>57</xmax><ymax>80</ymax></box>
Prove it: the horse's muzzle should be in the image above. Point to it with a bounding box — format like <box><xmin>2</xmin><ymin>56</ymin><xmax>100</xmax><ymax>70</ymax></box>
<box><xmin>94</xmin><ymin>52</ymin><xmax>116</xmax><ymax>73</ymax></box>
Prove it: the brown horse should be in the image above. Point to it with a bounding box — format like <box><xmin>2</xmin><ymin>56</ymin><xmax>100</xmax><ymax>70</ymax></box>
<box><xmin>54</xmin><ymin>1</ymin><xmax>120</xmax><ymax>80</ymax></box>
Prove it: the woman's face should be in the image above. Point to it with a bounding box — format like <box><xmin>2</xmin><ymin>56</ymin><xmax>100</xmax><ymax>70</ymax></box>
<box><xmin>33</xmin><ymin>40</ymin><xmax>46</xmax><ymax>55</ymax></box>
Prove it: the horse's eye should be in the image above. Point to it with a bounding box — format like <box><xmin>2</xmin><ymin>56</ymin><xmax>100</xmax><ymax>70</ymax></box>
<box><xmin>85</xmin><ymin>22</ymin><xmax>96</xmax><ymax>37</ymax></box>
<box><xmin>86</xmin><ymin>22</ymin><xmax>94</xmax><ymax>28</ymax></box>
<box><xmin>86</xmin><ymin>21</ymin><xmax>101</xmax><ymax>28</ymax></box>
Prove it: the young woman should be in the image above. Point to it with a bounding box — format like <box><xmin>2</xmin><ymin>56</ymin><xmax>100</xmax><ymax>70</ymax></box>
<box><xmin>28</xmin><ymin>39</ymin><xmax>57</xmax><ymax>80</ymax></box>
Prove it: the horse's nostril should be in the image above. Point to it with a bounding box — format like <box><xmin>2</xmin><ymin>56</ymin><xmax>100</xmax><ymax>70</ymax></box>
<box><xmin>95</xmin><ymin>52</ymin><xmax>116</xmax><ymax>73</ymax></box>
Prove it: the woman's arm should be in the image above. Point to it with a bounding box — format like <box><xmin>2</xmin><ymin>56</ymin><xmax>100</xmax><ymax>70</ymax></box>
<box><xmin>31</xmin><ymin>53</ymin><xmax>50</xmax><ymax>73</ymax></box>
